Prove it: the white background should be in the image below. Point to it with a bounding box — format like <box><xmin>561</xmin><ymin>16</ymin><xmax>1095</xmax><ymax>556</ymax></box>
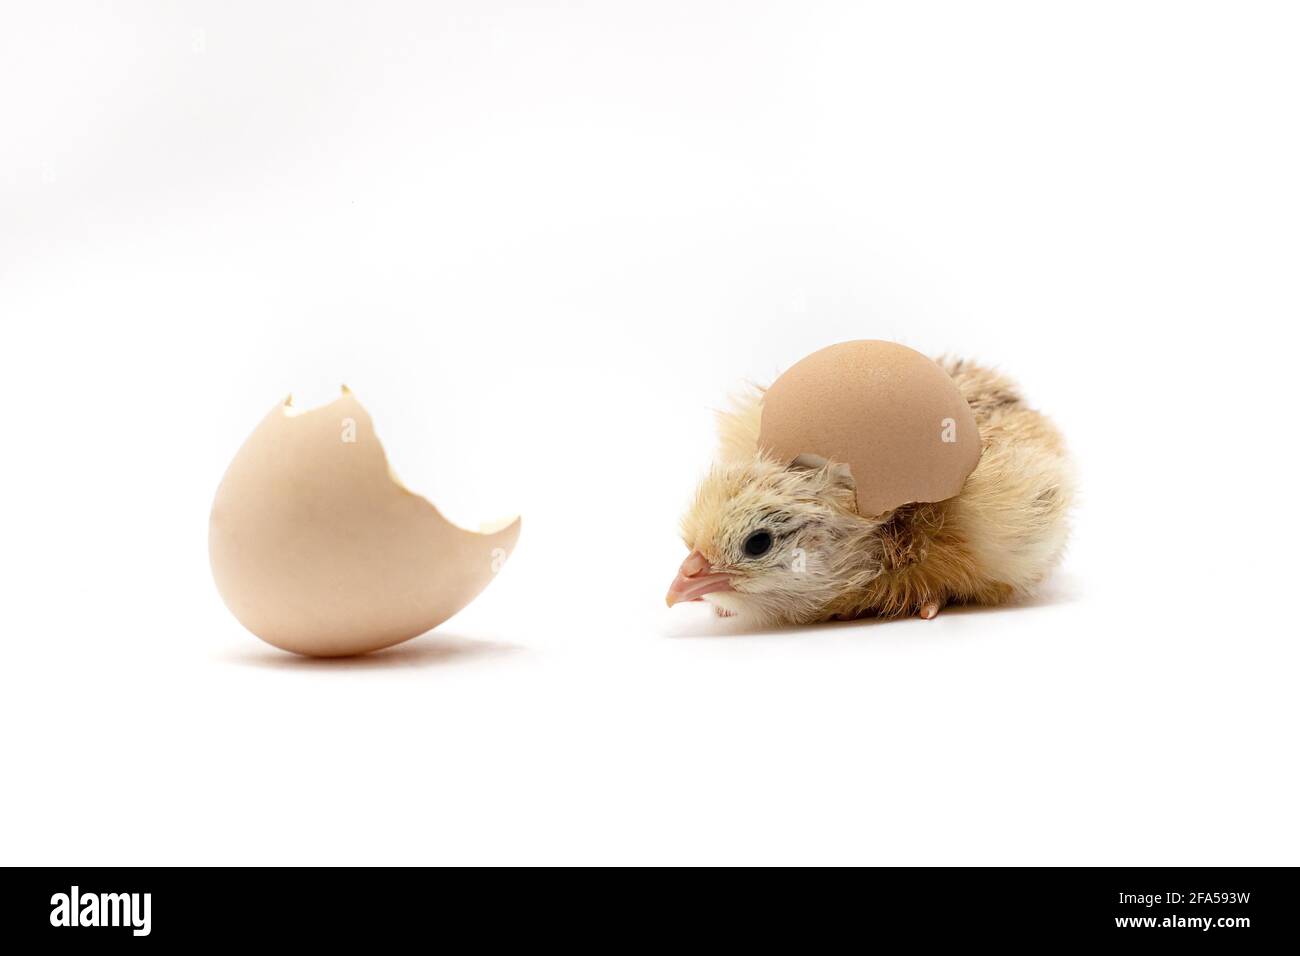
<box><xmin>3</xmin><ymin>1</ymin><xmax>1297</xmax><ymax>865</ymax></box>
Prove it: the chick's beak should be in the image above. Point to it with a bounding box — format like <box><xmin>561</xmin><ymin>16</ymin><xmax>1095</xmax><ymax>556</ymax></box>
<box><xmin>666</xmin><ymin>550</ymin><xmax>734</xmax><ymax>607</ymax></box>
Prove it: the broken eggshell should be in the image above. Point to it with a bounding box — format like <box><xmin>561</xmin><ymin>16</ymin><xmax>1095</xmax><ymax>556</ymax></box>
<box><xmin>758</xmin><ymin>340</ymin><xmax>982</xmax><ymax>517</ymax></box>
<box><xmin>209</xmin><ymin>388</ymin><xmax>520</xmax><ymax>657</ymax></box>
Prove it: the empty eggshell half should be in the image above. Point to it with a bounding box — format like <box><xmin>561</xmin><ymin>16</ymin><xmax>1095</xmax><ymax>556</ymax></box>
<box><xmin>209</xmin><ymin>388</ymin><xmax>520</xmax><ymax>657</ymax></box>
<box><xmin>758</xmin><ymin>340</ymin><xmax>982</xmax><ymax>518</ymax></box>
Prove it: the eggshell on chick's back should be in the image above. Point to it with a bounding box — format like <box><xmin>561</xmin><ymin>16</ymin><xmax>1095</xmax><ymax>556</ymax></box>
<box><xmin>209</xmin><ymin>389</ymin><xmax>519</xmax><ymax>657</ymax></box>
<box><xmin>758</xmin><ymin>340</ymin><xmax>981</xmax><ymax>517</ymax></box>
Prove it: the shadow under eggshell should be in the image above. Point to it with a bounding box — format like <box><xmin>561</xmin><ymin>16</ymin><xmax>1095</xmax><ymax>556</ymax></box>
<box><xmin>208</xmin><ymin>391</ymin><xmax>520</xmax><ymax>657</ymax></box>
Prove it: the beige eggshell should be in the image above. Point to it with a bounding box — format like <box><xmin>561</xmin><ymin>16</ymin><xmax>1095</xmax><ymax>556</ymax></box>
<box><xmin>758</xmin><ymin>340</ymin><xmax>981</xmax><ymax>517</ymax></box>
<box><xmin>209</xmin><ymin>389</ymin><xmax>520</xmax><ymax>657</ymax></box>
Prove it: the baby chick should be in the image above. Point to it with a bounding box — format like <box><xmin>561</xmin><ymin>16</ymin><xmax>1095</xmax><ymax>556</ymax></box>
<box><xmin>667</xmin><ymin>357</ymin><xmax>1073</xmax><ymax>625</ymax></box>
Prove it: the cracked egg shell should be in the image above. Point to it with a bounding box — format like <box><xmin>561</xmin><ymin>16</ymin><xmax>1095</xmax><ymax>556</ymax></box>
<box><xmin>758</xmin><ymin>340</ymin><xmax>982</xmax><ymax>517</ymax></box>
<box><xmin>209</xmin><ymin>389</ymin><xmax>520</xmax><ymax>657</ymax></box>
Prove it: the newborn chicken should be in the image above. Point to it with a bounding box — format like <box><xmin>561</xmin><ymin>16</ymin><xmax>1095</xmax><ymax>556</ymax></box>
<box><xmin>668</xmin><ymin>356</ymin><xmax>1073</xmax><ymax>625</ymax></box>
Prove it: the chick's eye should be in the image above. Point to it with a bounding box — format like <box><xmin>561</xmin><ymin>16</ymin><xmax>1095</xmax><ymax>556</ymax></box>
<box><xmin>743</xmin><ymin>530</ymin><xmax>773</xmax><ymax>558</ymax></box>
